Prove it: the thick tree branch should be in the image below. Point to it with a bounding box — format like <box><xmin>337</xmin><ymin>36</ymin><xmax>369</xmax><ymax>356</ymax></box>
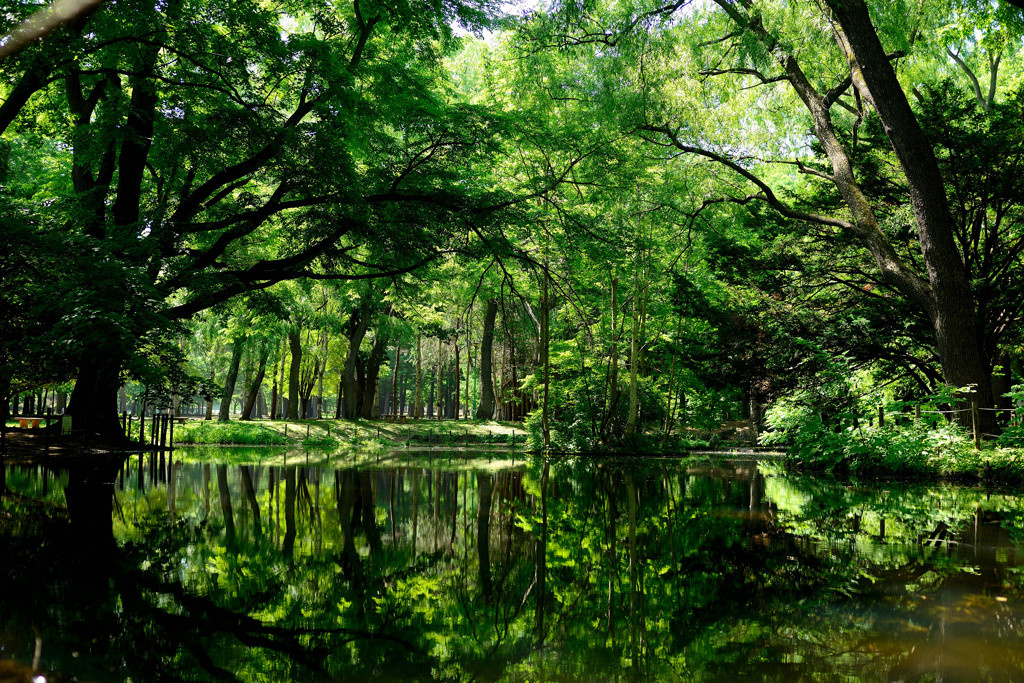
<box><xmin>947</xmin><ymin>48</ymin><xmax>990</xmax><ymax>111</ymax></box>
<box><xmin>639</xmin><ymin>124</ymin><xmax>854</xmax><ymax>230</ymax></box>
<box><xmin>170</xmin><ymin>97</ymin><xmax>321</xmax><ymax>224</ymax></box>
<box><xmin>0</xmin><ymin>0</ymin><xmax>104</xmax><ymax>60</ymax></box>
<box><xmin>167</xmin><ymin>249</ymin><xmax>447</xmax><ymax>319</ymax></box>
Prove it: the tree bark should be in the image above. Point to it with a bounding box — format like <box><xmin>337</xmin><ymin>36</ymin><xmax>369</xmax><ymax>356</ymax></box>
<box><xmin>343</xmin><ymin>303</ymin><xmax>372</xmax><ymax>420</ymax></box>
<box><xmin>414</xmin><ymin>333</ymin><xmax>422</xmax><ymax>419</ymax></box>
<box><xmin>65</xmin><ymin>354</ymin><xmax>123</xmax><ymax>440</ymax></box>
<box><xmin>286</xmin><ymin>327</ymin><xmax>301</xmax><ymax>420</ymax></box>
<box><xmin>437</xmin><ymin>338</ymin><xmax>444</xmax><ymax>421</ymax></box>
<box><xmin>392</xmin><ymin>344</ymin><xmax>401</xmax><ymax>419</ymax></box>
<box><xmin>454</xmin><ymin>332</ymin><xmax>461</xmax><ymax>420</ymax></box>
<box><xmin>360</xmin><ymin>327</ymin><xmax>389</xmax><ymax>419</ymax></box>
<box><xmin>317</xmin><ymin>333</ymin><xmax>326</xmax><ymax>419</ymax></box>
<box><xmin>476</xmin><ymin>298</ymin><xmax>498</xmax><ymax>419</ymax></box>
<box><xmin>625</xmin><ymin>277</ymin><xmax>641</xmax><ymax>437</ymax></box>
<box><xmin>240</xmin><ymin>340</ymin><xmax>270</xmax><ymax>421</ymax></box>
<box><xmin>541</xmin><ymin>277</ymin><xmax>551</xmax><ymax>448</ymax></box>
<box><xmin>427</xmin><ymin>368</ymin><xmax>435</xmax><ymax>418</ymax></box>
<box><xmin>219</xmin><ymin>335</ymin><xmax>245</xmax><ymax>422</ymax></box>
<box><xmin>466</xmin><ymin>314</ymin><xmax>473</xmax><ymax>417</ymax></box>
<box><xmin>0</xmin><ymin>55</ymin><xmax>55</xmax><ymax>137</ymax></box>
<box><xmin>604</xmin><ymin>276</ymin><xmax>621</xmax><ymax>439</ymax></box>
<box><xmin>205</xmin><ymin>366</ymin><xmax>215</xmax><ymax>420</ymax></box>
<box><xmin>276</xmin><ymin>336</ymin><xmax>287</xmax><ymax>418</ymax></box>
<box><xmin>270</xmin><ymin>352</ymin><xmax>279</xmax><ymax>421</ymax></box>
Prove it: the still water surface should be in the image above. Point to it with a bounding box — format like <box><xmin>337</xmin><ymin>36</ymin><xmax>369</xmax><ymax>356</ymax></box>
<box><xmin>2</xmin><ymin>449</ymin><xmax>1024</xmax><ymax>681</ymax></box>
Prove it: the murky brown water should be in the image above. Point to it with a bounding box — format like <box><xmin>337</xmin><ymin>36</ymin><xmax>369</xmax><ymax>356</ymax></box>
<box><xmin>3</xmin><ymin>449</ymin><xmax>1024</xmax><ymax>681</ymax></box>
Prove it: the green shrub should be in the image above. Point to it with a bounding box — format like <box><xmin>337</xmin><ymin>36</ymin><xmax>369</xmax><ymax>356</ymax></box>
<box><xmin>996</xmin><ymin>385</ymin><xmax>1024</xmax><ymax>447</ymax></box>
<box><xmin>761</xmin><ymin>387</ymin><xmax>982</xmax><ymax>476</ymax></box>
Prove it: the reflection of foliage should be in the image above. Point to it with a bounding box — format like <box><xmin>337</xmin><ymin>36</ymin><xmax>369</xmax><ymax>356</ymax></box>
<box><xmin>6</xmin><ymin>459</ymin><xmax>1024</xmax><ymax>680</ymax></box>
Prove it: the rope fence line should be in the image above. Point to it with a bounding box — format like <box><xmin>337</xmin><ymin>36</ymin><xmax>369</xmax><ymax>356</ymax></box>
<box><xmin>859</xmin><ymin>401</ymin><xmax>1021</xmax><ymax>449</ymax></box>
<box><xmin>919</xmin><ymin>408</ymin><xmax>1017</xmax><ymax>414</ymax></box>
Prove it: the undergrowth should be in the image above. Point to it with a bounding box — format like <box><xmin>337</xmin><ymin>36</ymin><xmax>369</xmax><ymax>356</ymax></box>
<box><xmin>761</xmin><ymin>385</ymin><xmax>1024</xmax><ymax>481</ymax></box>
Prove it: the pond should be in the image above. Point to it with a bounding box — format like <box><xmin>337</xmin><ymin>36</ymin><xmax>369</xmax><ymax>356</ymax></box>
<box><xmin>2</xmin><ymin>449</ymin><xmax>1024</xmax><ymax>682</ymax></box>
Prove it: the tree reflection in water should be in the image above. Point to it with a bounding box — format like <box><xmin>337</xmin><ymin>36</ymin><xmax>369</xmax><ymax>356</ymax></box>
<box><xmin>2</xmin><ymin>453</ymin><xmax>1024</xmax><ymax>681</ymax></box>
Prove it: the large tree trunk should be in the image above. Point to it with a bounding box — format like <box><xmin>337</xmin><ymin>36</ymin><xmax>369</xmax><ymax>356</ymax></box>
<box><xmin>286</xmin><ymin>328</ymin><xmax>301</xmax><ymax>420</ymax></box>
<box><xmin>66</xmin><ymin>355</ymin><xmax>123</xmax><ymax>440</ymax></box>
<box><xmin>603</xmin><ymin>276</ymin><xmax>620</xmax><ymax>440</ymax></box>
<box><xmin>240</xmin><ymin>340</ymin><xmax>270</xmax><ymax>421</ymax></box>
<box><xmin>685</xmin><ymin>1</ymin><xmax>996</xmax><ymax>431</ymax></box>
<box><xmin>625</xmin><ymin>278</ymin><xmax>640</xmax><ymax>437</ymax></box>
<box><xmin>541</xmin><ymin>276</ymin><xmax>551</xmax><ymax>447</ymax></box>
<box><xmin>427</xmin><ymin>368</ymin><xmax>435</xmax><ymax>418</ymax></box>
<box><xmin>205</xmin><ymin>366</ymin><xmax>215</xmax><ymax>420</ymax></box>
<box><xmin>270</xmin><ymin>358</ymin><xmax>279</xmax><ymax>421</ymax></box>
<box><xmin>414</xmin><ymin>333</ymin><xmax>422</xmax><ymax>419</ymax></box>
<box><xmin>342</xmin><ymin>304</ymin><xmax>372</xmax><ymax>420</ymax></box>
<box><xmin>392</xmin><ymin>345</ymin><xmax>401</xmax><ymax>419</ymax></box>
<box><xmin>317</xmin><ymin>335</ymin><xmax>326</xmax><ymax>418</ymax></box>
<box><xmin>335</xmin><ymin>376</ymin><xmax>344</xmax><ymax>419</ymax></box>
<box><xmin>476</xmin><ymin>298</ymin><xmax>498</xmax><ymax>420</ymax></box>
<box><xmin>219</xmin><ymin>335</ymin><xmax>245</xmax><ymax>422</ymax></box>
<box><xmin>454</xmin><ymin>333</ymin><xmax>461</xmax><ymax>420</ymax></box>
<box><xmin>299</xmin><ymin>356</ymin><xmax>319</xmax><ymax>419</ymax></box>
<box><xmin>360</xmin><ymin>329</ymin><xmax>389</xmax><ymax>419</ymax></box>
<box><xmin>437</xmin><ymin>339</ymin><xmax>444</xmax><ymax>421</ymax></box>
<box><xmin>465</xmin><ymin>315</ymin><xmax>473</xmax><ymax>418</ymax></box>
<box><xmin>824</xmin><ymin>0</ymin><xmax>995</xmax><ymax>428</ymax></box>
<box><xmin>276</xmin><ymin>336</ymin><xmax>287</xmax><ymax>418</ymax></box>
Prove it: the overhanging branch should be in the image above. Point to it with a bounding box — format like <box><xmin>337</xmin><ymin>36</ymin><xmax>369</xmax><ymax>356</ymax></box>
<box><xmin>638</xmin><ymin>124</ymin><xmax>854</xmax><ymax>230</ymax></box>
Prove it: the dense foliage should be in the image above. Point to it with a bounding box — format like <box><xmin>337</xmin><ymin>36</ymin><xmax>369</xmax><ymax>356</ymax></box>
<box><xmin>3</xmin><ymin>0</ymin><xmax>1024</xmax><ymax>452</ymax></box>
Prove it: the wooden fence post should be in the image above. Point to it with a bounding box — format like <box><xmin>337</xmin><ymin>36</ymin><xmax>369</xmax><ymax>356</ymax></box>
<box><xmin>972</xmin><ymin>396</ymin><xmax>981</xmax><ymax>450</ymax></box>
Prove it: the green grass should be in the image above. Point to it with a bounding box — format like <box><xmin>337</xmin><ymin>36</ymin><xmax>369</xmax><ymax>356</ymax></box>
<box><xmin>168</xmin><ymin>418</ymin><xmax>521</xmax><ymax>447</ymax></box>
<box><xmin>173</xmin><ymin>421</ymin><xmax>292</xmax><ymax>445</ymax></box>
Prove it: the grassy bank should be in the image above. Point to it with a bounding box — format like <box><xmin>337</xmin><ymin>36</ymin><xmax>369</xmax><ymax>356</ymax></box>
<box><xmin>167</xmin><ymin>418</ymin><xmax>523</xmax><ymax>448</ymax></box>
